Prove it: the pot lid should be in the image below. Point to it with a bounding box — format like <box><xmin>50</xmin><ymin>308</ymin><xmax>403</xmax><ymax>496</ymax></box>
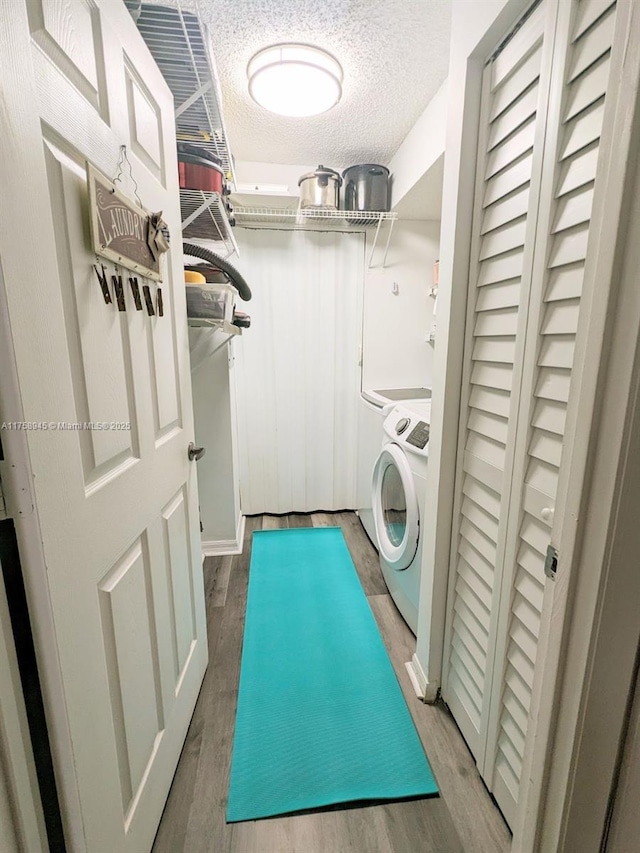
<box><xmin>177</xmin><ymin>142</ymin><xmax>223</xmax><ymax>166</ymax></box>
<box><xmin>342</xmin><ymin>163</ymin><xmax>390</xmax><ymax>177</ymax></box>
<box><xmin>298</xmin><ymin>164</ymin><xmax>342</xmax><ymax>186</ymax></box>
<box><xmin>177</xmin><ymin>151</ymin><xmax>224</xmax><ymax>173</ymax></box>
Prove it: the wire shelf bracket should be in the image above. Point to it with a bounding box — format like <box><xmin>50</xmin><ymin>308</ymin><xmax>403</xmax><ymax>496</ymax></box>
<box><xmin>368</xmin><ymin>216</ymin><xmax>396</xmax><ymax>270</ymax></box>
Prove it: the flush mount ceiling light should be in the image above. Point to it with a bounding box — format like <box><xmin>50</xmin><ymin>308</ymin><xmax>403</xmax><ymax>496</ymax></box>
<box><xmin>247</xmin><ymin>43</ymin><xmax>343</xmax><ymax>117</ymax></box>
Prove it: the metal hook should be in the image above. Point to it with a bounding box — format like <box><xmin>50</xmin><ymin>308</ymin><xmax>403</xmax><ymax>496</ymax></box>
<box><xmin>112</xmin><ymin>144</ymin><xmax>143</xmax><ymax>207</ymax></box>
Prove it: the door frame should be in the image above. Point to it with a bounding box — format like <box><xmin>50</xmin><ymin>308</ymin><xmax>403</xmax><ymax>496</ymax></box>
<box><xmin>604</xmin><ymin>644</ymin><xmax>640</xmax><ymax>850</ymax></box>
<box><xmin>0</xmin><ymin>539</ymin><xmax>48</xmax><ymax>852</ymax></box>
<box><xmin>0</xmin><ymin>249</ymin><xmax>84</xmax><ymax>851</ymax></box>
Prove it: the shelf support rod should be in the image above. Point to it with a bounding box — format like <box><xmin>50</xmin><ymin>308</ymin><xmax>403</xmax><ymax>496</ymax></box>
<box><xmin>181</xmin><ymin>193</ymin><xmax>219</xmax><ymax>231</ymax></box>
<box><xmin>209</xmin><ymin>333</ymin><xmax>234</xmax><ymax>357</ymax></box>
<box><xmin>216</xmin><ymin>205</ymin><xmax>240</xmax><ymax>258</ymax></box>
<box><xmin>368</xmin><ymin>216</ymin><xmax>384</xmax><ymax>269</ymax></box>
<box><xmin>381</xmin><ymin>217</ymin><xmax>396</xmax><ymax>269</ymax></box>
<box><xmin>175</xmin><ymin>81</ymin><xmax>212</xmax><ymax>119</ymax></box>
<box><xmin>224</xmin><ymin>223</ymin><xmax>240</xmax><ymax>259</ymax></box>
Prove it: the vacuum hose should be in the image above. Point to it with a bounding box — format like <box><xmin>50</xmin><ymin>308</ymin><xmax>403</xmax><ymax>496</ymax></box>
<box><xmin>182</xmin><ymin>243</ymin><xmax>252</xmax><ymax>302</ymax></box>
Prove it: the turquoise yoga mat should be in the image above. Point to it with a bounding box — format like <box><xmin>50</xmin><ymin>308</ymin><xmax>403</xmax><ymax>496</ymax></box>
<box><xmin>226</xmin><ymin>527</ymin><xmax>438</xmax><ymax>823</ymax></box>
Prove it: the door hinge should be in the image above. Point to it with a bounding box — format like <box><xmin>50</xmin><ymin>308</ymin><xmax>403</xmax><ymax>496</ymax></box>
<box><xmin>544</xmin><ymin>544</ymin><xmax>558</xmax><ymax>580</ymax></box>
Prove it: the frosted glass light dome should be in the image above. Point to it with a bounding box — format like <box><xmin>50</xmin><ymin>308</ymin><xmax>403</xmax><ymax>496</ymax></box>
<box><xmin>247</xmin><ymin>44</ymin><xmax>343</xmax><ymax>117</ymax></box>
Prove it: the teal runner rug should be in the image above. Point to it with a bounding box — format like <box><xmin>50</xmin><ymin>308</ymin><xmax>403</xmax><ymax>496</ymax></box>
<box><xmin>226</xmin><ymin>527</ymin><xmax>438</xmax><ymax>823</ymax></box>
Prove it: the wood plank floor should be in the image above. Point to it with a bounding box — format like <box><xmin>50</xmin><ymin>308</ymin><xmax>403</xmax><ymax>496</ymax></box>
<box><xmin>153</xmin><ymin>512</ymin><xmax>511</xmax><ymax>853</ymax></box>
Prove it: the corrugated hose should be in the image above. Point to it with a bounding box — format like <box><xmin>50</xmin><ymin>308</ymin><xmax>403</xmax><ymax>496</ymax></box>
<box><xmin>182</xmin><ymin>243</ymin><xmax>252</xmax><ymax>302</ymax></box>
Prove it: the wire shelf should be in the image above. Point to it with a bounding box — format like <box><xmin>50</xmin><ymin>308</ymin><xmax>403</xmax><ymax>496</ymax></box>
<box><xmin>233</xmin><ymin>206</ymin><xmax>398</xmax><ymax>229</ymax></box>
<box><xmin>233</xmin><ymin>206</ymin><xmax>398</xmax><ymax>267</ymax></box>
<box><xmin>136</xmin><ymin>3</ymin><xmax>235</xmax><ymax>184</ymax></box>
<box><xmin>180</xmin><ymin>190</ymin><xmax>239</xmax><ymax>257</ymax></box>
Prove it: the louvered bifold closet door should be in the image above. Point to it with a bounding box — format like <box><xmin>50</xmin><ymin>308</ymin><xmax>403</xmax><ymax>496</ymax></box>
<box><xmin>482</xmin><ymin>0</ymin><xmax>618</xmax><ymax>827</ymax></box>
<box><xmin>441</xmin><ymin>1</ymin><xmax>550</xmax><ymax>761</ymax></box>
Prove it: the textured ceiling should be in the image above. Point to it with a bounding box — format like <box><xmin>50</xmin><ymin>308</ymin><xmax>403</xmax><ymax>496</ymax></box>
<box><xmin>177</xmin><ymin>0</ymin><xmax>452</xmax><ymax>167</ymax></box>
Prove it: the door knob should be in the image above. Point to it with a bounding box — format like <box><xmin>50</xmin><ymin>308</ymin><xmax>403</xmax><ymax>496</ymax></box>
<box><xmin>541</xmin><ymin>507</ymin><xmax>554</xmax><ymax>523</ymax></box>
<box><xmin>188</xmin><ymin>442</ymin><xmax>206</xmax><ymax>461</ymax></box>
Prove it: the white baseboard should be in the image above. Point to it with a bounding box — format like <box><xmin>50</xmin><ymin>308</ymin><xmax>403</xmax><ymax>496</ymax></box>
<box><xmin>405</xmin><ymin>653</ymin><xmax>439</xmax><ymax>704</ymax></box>
<box><xmin>202</xmin><ymin>514</ymin><xmax>246</xmax><ymax>556</ymax></box>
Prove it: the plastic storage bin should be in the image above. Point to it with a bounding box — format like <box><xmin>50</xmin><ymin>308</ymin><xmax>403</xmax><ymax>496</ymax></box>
<box><xmin>185</xmin><ymin>282</ymin><xmax>236</xmax><ymax>325</ymax></box>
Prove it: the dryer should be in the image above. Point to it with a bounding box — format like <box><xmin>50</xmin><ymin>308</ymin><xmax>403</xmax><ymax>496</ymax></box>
<box><xmin>372</xmin><ymin>402</ymin><xmax>431</xmax><ymax>635</ymax></box>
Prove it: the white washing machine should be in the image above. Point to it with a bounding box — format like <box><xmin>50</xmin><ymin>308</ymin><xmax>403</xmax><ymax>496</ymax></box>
<box><xmin>355</xmin><ymin>397</ymin><xmax>390</xmax><ymax>549</ymax></box>
<box><xmin>357</xmin><ymin>388</ymin><xmax>432</xmax><ymax>549</ymax></box>
<box><xmin>372</xmin><ymin>401</ymin><xmax>431</xmax><ymax>635</ymax></box>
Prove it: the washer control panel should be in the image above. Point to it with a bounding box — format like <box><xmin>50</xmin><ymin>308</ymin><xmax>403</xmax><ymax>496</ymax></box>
<box><xmin>382</xmin><ymin>402</ymin><xmax>432</xmax><ymax>457</ymax></box>
<box><xmin>406</xmin><ymin>421</ymin><xmax>430</xmax><ymax>449</ymax></box>
<box><xmin>406</xmin><ymin>421</ymin><xmax>429</xmax><ymax>450</ymax></box>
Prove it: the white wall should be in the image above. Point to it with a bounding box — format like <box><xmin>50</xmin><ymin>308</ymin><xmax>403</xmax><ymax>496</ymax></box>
<box><xmin>191</xmin><ymin>340</ymin><xmax>242</xmax><ymax>550</ymax></box>
<box><xmin>361</xmin><ymin>220</ymin><xmax>440</xmax><ymax>392</ymax></box>
<box><xmin>388</xmin><ymin>80</ymin><xmax>448</xmax><ymax>209</ymax></box>
<box><xmin>414</xmin><ymin>0</ymin><xmax>535</xmax><ymax>689</ymax></box>
<box><xmin>233</xmin><ymin>161</ymin><xmax>309</xmax><ymax>198</ymax></box>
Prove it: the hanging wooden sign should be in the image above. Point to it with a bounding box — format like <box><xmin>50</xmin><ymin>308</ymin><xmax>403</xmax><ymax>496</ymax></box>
<box><xmin>87</xmin><ymin>163</ymin><xmax>163</xmax><ymax>281</ymax></box>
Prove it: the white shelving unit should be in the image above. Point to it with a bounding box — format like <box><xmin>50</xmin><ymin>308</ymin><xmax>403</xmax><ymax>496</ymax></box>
<box><xmin>233</xmin><ymin>206</ymin><xmax>398</xmax><ymax>268</ymax></box>
<box><xmin>180</xmin><ymin>190</ymin><xmax>239</xmax><ymax>257</ymax></box>
<box><xmin>135</xmin><ymin>3</ymin><xmax>239</xmax><ymax>256</ymax></box>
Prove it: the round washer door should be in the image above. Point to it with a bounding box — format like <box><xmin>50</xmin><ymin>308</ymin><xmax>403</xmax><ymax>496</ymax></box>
<box><xmin>372</xmin><ymin>443</ymin><xmax>419</xmax><ymax>571</ymax></box>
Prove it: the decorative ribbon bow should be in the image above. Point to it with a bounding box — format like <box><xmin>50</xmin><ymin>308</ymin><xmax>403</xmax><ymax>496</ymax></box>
<box><xmin>147</xmin><ymin>212</ymin><xmax>171</xmax><ymax>261</ymax></box>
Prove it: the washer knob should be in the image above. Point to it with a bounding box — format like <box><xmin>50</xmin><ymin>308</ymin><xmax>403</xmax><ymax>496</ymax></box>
<box><xmin>395</xmin><ymin>417</ymin><xmax>410</xmax><ymax>435</ymax></box>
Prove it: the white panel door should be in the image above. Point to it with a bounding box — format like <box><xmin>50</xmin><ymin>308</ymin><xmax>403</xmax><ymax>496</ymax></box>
<box><xmin>442</xmin><ymin>0</ymin><xmax>551</xmax><ymax>762</ymax></box>
<box><xmin>0</xmin><ymin>2</ymin><xmax>206</xmax><ymax>851</ymax></box>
